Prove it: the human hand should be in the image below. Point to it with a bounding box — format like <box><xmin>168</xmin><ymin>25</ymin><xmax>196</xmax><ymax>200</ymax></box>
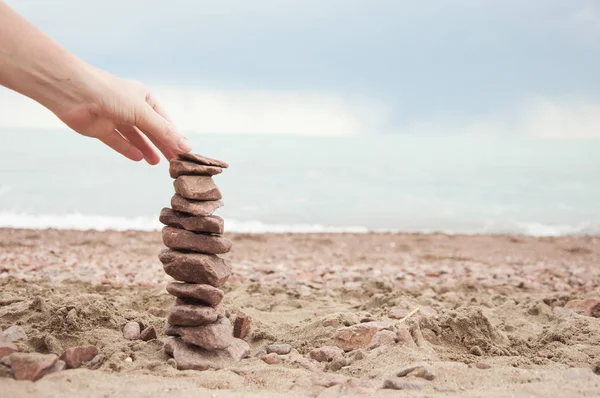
<box><xmin>49</xmin><ymin>66</ymin><xmax>191</xmax><ymax>165</ymax></box>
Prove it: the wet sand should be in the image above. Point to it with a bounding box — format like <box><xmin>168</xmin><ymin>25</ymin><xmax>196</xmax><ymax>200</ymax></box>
<box><xmin>1</xmin><ymin>229</ymin><xmax>599</xmax><ymax>397</ymax></box>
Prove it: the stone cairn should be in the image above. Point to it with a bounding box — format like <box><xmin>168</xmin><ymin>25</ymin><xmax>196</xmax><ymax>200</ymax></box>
<box><xmin>159</xmin><ymin>153</ymin><xmax>249</xmax><ymax>370</ymax></box>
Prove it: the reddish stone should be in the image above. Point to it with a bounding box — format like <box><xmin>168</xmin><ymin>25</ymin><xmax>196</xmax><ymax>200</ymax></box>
<box><xmin>59</xmin><ymin>345</ymin><xmax>99</xmax><ymax>369</ymax></box>
<box><xmin>396</xmin><ymin>325</ymin><xmax>414</xmax><ymax>345</ymax></box>
<box><xmin>159</xmin><ymin>249</ymin><xmax>232</xmax><ymax>286</ymax></box>
<box><xmin>140</xmin><ymin>326</ymin><xmax>157</xmax><ymax>341</ymax></box>
<box><xmin>166</xmin><ymin>317</ymin><xmax>235</xmax><ymax>351</ymax></box>
<box><xmin>369</xmin><ymin>330</ymin><xmax>397</xmax><ymax>349</ymax></box>
<box><xmin>565</xmin><ymin>298</ymin><xmax>600</xmax><ymax>318</ymax></box>
<box><xmin>169</xmin><ymin>159</ymin><xmax>222</xmax><ymax>178</ymax></box>
<box><xmin>178</xmin><ymin>153</ymin><xmax>229</xmax><ymax>168</ymax></box>
<box><xmin>163</xmin><ymin>337</ymin><xmax>248</xmax><ymax>371</ymax></box>
<box><xmin>261</xmin><ymin>353</ymin><xmax>278</xmax><ymax>364</ymax></box>
<box><xmin>162</xmin><ymin>227</ymin><xmax>232</xmax><ymax>254</ymax></box>
<box><xmin>310</xmin><ymin>346</ymin><xmax>344</xmax><ymax>363</ymax></box>
<box><xmin>333</xmin><ymin>324</ymin><xmax>379</xmax><ymax>351</ymax></box>
<box><xmin>0</xmin><ymin>340</ymin><xmax>17</xmax><ymax>360</ymax></box>
<box><xmin>168</xmin><ymin>304</ymin><xmax>220</xmax><ymax>326</ymax></box>
<box><xmin>233</xmin><ymin>312</ymin><xmax>250</xmax><ymax>339</ymax></box>
<box><xmin>171</xmin><ymin>194</ymin><xmax>224</xmax><ymax>217</ymax></box>
<box><xmin>9</xmin><ymin>352</ymin><xmax>57</xmax><ymax>381</ymax></box>
<box><xmin>166</xmin><ymin>282</ymin><xmax>224</xmax><ymax>307</ymax></box>
<box><xmin>173</xmin><ymin>176</ymin><xmax>222</xmax><ymax>201</ymax></box>
<box><xmin>159</xmin><ymin>208</ymin><xmax>224</xmax><ymax>234</ymax></box>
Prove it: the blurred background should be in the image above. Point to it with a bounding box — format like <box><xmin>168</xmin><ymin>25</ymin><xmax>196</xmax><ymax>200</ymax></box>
<box><xmin>1</xmin><ymin>0</ymin><xmax>599</xmax><ymax>234</ymax></box>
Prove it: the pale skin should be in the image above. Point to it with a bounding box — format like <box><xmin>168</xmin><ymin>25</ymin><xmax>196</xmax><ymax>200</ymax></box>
<box><xmin>0</xmin><ymin>2</ymin><xmax>192</xmax><ymax>164</ymax></box>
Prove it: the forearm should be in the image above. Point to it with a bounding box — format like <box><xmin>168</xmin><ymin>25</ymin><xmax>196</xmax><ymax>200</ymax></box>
<box><xmin>0</xmin><ymin>2</ymin><xmax>91</xmax><ymax>114</ymax></box>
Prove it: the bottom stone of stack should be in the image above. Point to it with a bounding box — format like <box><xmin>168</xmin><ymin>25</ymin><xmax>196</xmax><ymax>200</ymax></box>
<box><xmin>164</xmin><ymin>337</ymin><xmax>250</xmax><ymax>371</ymax></box>
<box><xmin>165</xmin><ymin>317</ymin><xmax>235</xmax><ymax>350</ymax></box>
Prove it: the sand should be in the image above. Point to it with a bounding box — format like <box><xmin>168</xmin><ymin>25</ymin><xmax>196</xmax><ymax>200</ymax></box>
<box><xmin>1</xmin><ymin>228</ymin><xmax>599</xmax><ymax>397</ymax></box>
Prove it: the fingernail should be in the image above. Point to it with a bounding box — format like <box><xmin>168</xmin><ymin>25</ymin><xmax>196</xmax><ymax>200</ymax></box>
<box><xmin>178</xmin><ymin>137</ymin><xmax>192</xmax><ymax>153</ymax></box>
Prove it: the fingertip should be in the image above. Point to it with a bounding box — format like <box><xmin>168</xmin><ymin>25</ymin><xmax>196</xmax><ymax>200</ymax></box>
<box><xmin>177</xmin><ymin>137</ymin><xmax>193</xmax><ymax>153</ymax></box>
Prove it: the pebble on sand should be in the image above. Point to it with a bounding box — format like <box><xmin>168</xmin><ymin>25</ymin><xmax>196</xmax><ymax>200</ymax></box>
<box><xmin>2</xmin><ymin>326</ymin><xmax>27</xmax><ymax>343</ymax></box>
<box><xmin>261</xmin><ymin>353</ymin><xmax>279</xmax><ymax>364</ymax></box>
<box><xmin>266</xmin><ymin>343</ymin><xmax>292</xmax><ymax>355</ymax></box>
<box><xmin>140</xmin><ymin>326</ymin><xmax>157</xmax><ymax>341</ymax></box>
<box><xmin>60</xmin><ymin>345</ymin><xmax>99</xmax><ymax>369</ymax></box>
<box><xmin>0</xmin><ymin>341</ymin><xmax>18</xmax><ymax>360</ymax></box>
<box><xmin>123</xmin><ymin>322</ymin><xmax>141</xmax><ymax>340</ymax></box>
<box><xmin>310</xmin><ymin>346</ymin><xmax>344</xmax><ymax>363</ymax></box>
<box><xmin>564</xmin><ymin>298</ymin><xmax>600</xmax><ymax>318</ymax></box>
<box><xmin>233</xmin><ymin>312</ymin><xmax>251</xmax><ymax>339</ymax></box>
<box><xmin>9</xmin><ymin>352</ymin><xmax>58</xmax><ymax>381</ymax></box>
<box><xmin>333</xmin><ymin>324</ymin><xmax>379</xmax><ymax>351</ymax></box>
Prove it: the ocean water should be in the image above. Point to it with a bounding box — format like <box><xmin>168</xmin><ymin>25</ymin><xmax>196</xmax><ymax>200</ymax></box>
<box><xmin>0</xmin><ymin>129</ymin><xmax>599</xmax><ymax>236</ymax></box>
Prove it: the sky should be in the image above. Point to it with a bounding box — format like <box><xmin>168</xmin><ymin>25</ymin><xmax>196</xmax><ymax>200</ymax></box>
<box><xmin>1</xmin><ymin>0</ymin><xmax>600</xmax><ymax>136</ymax></box>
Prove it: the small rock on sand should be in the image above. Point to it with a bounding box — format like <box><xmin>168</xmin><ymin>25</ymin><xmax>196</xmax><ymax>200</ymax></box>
<box><xmin>311</xmin><ymin>372</ymin><xmax>349</xmax><ymax>388</ymax></box>
<box><xmin>60</xmin><ymin>345</ymin><xmax>99</xmax><ymax>369</ymax></box>
<box><xmin>383</xmin><ymin>378</ymin><xmax>425</xmax><ymax>390</ymax></box>
<box><xmin>310</xmin><ymin>346</ymin><xmax>344</xmax><ymax>362</ymax></box>
<box><xmin>233</xmin><ymin>312</ymin><xmax>250</xmax><ymax>339</ymax></box>
<box><xmin>397</xmin><ymin>365</ymin><xmax>436</xmax><ymax>381</ymax></box>
<box><xmin>261</xmin><ymin>353</ymin><xmax>279</xmax><ymax>364</ymax></box>
<box><xmin>266</xmin><ymin>343</ymin><xmax>292</xmax><ymax>355</ymax></box>
<box><xmin>2</xmin><ymin>326</ymin><xmax>27</xmax><ymax>343</ymax></box>
<box><xmin>369</xmin><ymin>330</ymin><xmax>397</xmax><ymax>349</ymax></box>
<box><xmin>9</xmin><ymin>352</ymin><xmax>58</xmax><ymax>381</ymax></box>
<box><xmin>140</xmin><ymin>326</ymin><xmax>157</xmax><ymax>341</ymax></box>
<box><xmin>564</xmin><ymin>298</ymin><xmax>600</xmax><ymax>318</ymax></box>
<box><xmin>123</xmin><ymin>322</ymin><xmax>141</xmax><ymax>340</ymax></box>
<box><xmin>0</xmin><ymin>341</ymin><xmax>18</xmax><ymax>359</ymax></box>
<box><xmin>333</xmin><ymin>324</ymin><xmax>379</xmax><ymax>351</ymax></box>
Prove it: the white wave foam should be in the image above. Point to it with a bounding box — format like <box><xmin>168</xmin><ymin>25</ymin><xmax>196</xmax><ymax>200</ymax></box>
<box><xmin>0</xmin><ymin>212</ymin><xmax>598</xmax><ymax>236</ymax></box>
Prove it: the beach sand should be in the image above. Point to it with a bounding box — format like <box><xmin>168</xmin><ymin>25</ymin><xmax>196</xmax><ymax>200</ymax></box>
<box><xmin>1</xmin><ymin>228</ymin><xmax>599</xmax><ymax>397</ymax></box>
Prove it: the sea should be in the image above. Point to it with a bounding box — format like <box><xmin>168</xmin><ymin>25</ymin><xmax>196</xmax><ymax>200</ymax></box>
<box><xmin>0</xmin><ymin>129</ymin><xmax>599</xmax><ymax>236</ymax></box>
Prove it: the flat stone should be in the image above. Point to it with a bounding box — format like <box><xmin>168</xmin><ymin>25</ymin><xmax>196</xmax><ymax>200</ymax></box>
<box><xmin>383</xmin><ymin>378</ymin><xmax>425</xmax><ymax>390</ymax></box>
<box><xmin>311</xmin><ymin>372</ymin><xmax>349</xmax><ymax>388</ymax></box>
<box><xmin>233</xmin><ymin>312</ymin><xmax>250</xmax><ymax>339</ymax></box>
<box><xmin>266</xmin><ymin>343</ymin><xmax>292</xmax><ymax>355</ymax></box>
<box><xmin>168</xmin><ymin>303</ymin><xmax>220</xmax><ymax>326</ymax></box>
<box><xmin>310</xmin><ymin>346</ymin><xmax>344</xmax><ymax>363</ymax></box>
<box><xmin>165</xmin><ymin>317</ymin><xmax>235</xmax><ymax>351</ymax></box>
<box><xmin>9</xmin><ymin>352</ymin><xmax>58</xmax><ymax>381</ymax></box>
<box><xmin>333</xmin><ymin>324</ymin><xmax>379</xmax><ymax>351</ymax></box>
<box><xmin>59</xmin><ymin>345</ymin><xmax>98</xmax><ymax>369</ymax></box>
<box><xmin>173</xmin><ymin>176</ymin><xmax>222</xmax><ymax>201</ymax></box>
<box><xmin>159</xmin><ymin>208</ymin><xmax>224</xmax><ymax>234</ymax></box>
<box><xmin>163</xmin><ymin>337</ymin><xmax>248</xmax><ymax>371</ymax></box>
<box><xmin>123</xmin><ymin>322</ymin><xmax>141</xmax><ymax>340</ymax></box>
<box><xmin>166</xmin><ymin>282</ymin><xmax>224</xmax><ymax>307</ymax></box>
<box><xmin>170</xmin><ymin>159</ymin><xmax>223</xmax><ymax>178</ymax></box>
<box><xmin>171</xmin><ymin>194</ymin><xmax>224</xmax><ymax>217</ymax></box>
<box><xmin>564</xmin><ymin>298</ymin><xmax>600</xmax><ymax>318</ymax></box>
<box><xmin>162</xmin><ymin>226</ymin><xmax>232</xmax><ymax>254</ymax></box>
<box><xmin>0</xmin><ymin>340</ymin><xmax>18</xmax><ymax>359</ymax></box>
<box><xmin>397</xmin><ymin>365</ymin><xmax>436</xmax><ymax>381</ymax></box>
<box><xmin>140</xmin><ymin>326</ymin><xmax>157</xmax><ymax>341</ymax></box>
<box><xmin>2</xmin><ymin>325</ymin><xmax>27</xmax><ymax>343</ymax></box>
<box><xmin>178</xmin><ymin>153</ymin><xmax>229</xmax><ymax>168</ymax></box>
<box><xmin>369</xmin><ymin>330</ymin><xmax>397</xmax><ymax>349</ymax></box>
<box><xmin>159</xmin><ymin>249</ymin><xmax>232</xmax><ymax>286</ymax></box>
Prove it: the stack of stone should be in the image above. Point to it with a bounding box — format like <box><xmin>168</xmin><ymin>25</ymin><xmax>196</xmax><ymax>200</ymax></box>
<box><xmin>158</xmin><ymin>153</ymin><xmax>249</xmax><ymax>371</ymax></box>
